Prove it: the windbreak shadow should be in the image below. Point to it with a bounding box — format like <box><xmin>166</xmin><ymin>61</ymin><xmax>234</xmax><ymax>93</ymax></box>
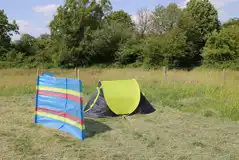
<box><xmin>85</xmin><ymin>119</ymin><xmax>112</xmax><ymax>138</ymax></box>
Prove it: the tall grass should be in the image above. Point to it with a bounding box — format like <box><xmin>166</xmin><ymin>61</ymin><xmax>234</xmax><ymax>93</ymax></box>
<box><xmin>0</xmin><ymin>68</ymin><xmax>239</xmax><ymax>120</ymax></box>
<box><xmin>1</xmin><ymin>68</ymin><xmax>239</xmax><ymax>160</ymax></box>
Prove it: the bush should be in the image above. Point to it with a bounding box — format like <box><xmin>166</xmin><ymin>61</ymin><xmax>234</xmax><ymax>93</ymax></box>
<box><xmin>143</xmin><ymin>28</ymin><xmax>187</xmax><ymax>68</ymax></box>
<box><xmin>203</xmin><ymin>25</ymin><xmax>239</xmax><ymax>68</ymax></box>
<box><xmin>5</xmin><ymin>49</ymin><xmax>24</xmax><ymax>62</ymax></box>
<box><xmin>89</xmin><ymin>22</ymin><xmax>133</xmax><ymax>64</ymax></box>
<box><xmin>116</xmin><ymin>38</ymin><xmax>144</xmax><ymax>65</ymax></box>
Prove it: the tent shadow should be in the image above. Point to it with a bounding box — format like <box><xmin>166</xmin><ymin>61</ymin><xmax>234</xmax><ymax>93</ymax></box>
<box><xmin>85</xmin><ymin>119</ymin><xmax>112</xmax><ymax>138</ymax></box>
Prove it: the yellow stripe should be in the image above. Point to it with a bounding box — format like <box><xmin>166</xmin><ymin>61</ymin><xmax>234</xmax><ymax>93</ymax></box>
<box><xmin>36</xmin><ymin>111</ymin><xmax>85</xmax><ymax>130</ymax></box>
<box><xmin>37</xmin><ymin>86</ymin><xmax>81</xmax><ymax>97</ymax></box>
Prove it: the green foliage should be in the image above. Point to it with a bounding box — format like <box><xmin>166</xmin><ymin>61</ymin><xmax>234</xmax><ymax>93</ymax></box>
<box><xmin>143</xmin><ymin>28</ymin><xmax>187</xmax><ymax>68</ymax></box>
<box><xmin>203</xmin><ymin>25</ymin><xmax>239</xmax><ymax>68</ymax></box>
<box><xmin>0</xmin><ymin>10</ymin><xmax>18</xmax><ymax>59</ymax></box>
<box><xmin>107</xmin><ymin>10</ymin><xmax>134</xmax><ymax>28</ymax></box>
<box><xmin>178</xmin><ymin>0</ymin><xmax>219</xmax><ymax>66</ymax></box>
<box><xmin>5</xmin><ymin>49</ymin><xmax>24</xmax><ymax>62</ymax></box>
<box><xmin>222</xmin><ymin>18</ymin><xmax>239</xmax><ymax>28</ymax></box>
<box><xmin>14</xmin><ymin>34</ymin><xmax>37</xmax><ymax>57</ymax></box>
<box><xmin>34</xmin><ymin>34</ymin><xmax>52</xmax><ymax>63</ymax></box>
<box><xmin>49</xmin><ymin>0</ymin><xmax>114</xmax><ymax>68</ymax></box>
<box><xmin>9</xmin><ymin>33</ymin><xmax>54</xmax><ymax>66</ymax></box>
<box><xmin>184</xmin><ymin>0</ymin><xmax>219</xmax><ymax>37</ymax></box>
<box><xmin>151</xmin><ymin>3</ymin><xmax>181</xmax><ymax>35</ymax></box>
<box><xmin>116</xmin><ymin>38</ymin><xmax>144</xmax><ymax>65</ymax></box>
<box><xmin>89</xmin><ymin>22</ymin><xmax>134</xmax><ymax>64</ymax></box>
<box><xmin>0</xmin><ymin>0</ymin><xmax>239</xmax><ymax>70</ymax></box>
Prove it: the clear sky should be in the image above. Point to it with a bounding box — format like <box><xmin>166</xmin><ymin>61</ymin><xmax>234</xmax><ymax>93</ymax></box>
<box><xmin>1</xmin><ymin>0</ymin><xmax>238</xmax><ymax>40</ymax></box>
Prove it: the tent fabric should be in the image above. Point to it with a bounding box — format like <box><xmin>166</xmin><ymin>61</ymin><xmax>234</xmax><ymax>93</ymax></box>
<box><xmin>101</xmin><ymin>79</ymin><xmax>141</xmax><ymax>115</ymax></box>
<box><xmin>84</xmin><ymin>86</ymin><xmax>116</xmax><ymax>118</ymax></box>
<box><xmin>131</xmin><ymin>93</ymin><xmax>156</xmax><ymax>114</ymax></box>
<box><xmin>84</xmin><ymin>79</ymin><xmax>155</xmax><ymax>118</ymax></box>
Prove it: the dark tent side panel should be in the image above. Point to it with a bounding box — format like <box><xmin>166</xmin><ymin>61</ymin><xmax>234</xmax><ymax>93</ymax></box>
<box><xmin>131</xmin><ymin>92</ymin><xmax>155</xmax><ymax>115</ymax></box>
<box><xmin>84</xmin><ymin>87</ymin><xmax>116</xmax><ymax>118</ymax></box>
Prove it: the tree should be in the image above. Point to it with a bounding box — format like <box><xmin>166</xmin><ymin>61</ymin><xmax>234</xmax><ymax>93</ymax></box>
<box><xmin>39</xmin><ymin>33</ymin><xmax>51</xmax><ymax>40</ymax></box>
<box><xmin>134</xmin><ymin>8</ymin><xmax>152</xmax><ymax>38</ymax></box>
<box><xmin>50</xmin><ymin>0</ymin><xmax>109</xmax><ymax>40</ymax></box>
<box><xmin>14</xmin><ymin>34</ymin><xmax>37</xmax><ymax>56</ymax></box>
<box><xmin>107</xmin><ymin>10</ymin><xmax>133</xmax><ymax>28</ymax></box>
<box><xmin>222</xmin><ymin>18</ymin><xmax>239</xmax><ymax>28</ymax></box>
<box><xmin>34</xmin><ymin>34</ymin><xmax>53</xmax><ymax>63</ymax></box>
<box><xmin>98</xmin><ymin>0</ymin><xmax>112</xmax><ymax>16</ymax></box>
<box><xmin>89</xmin><ymin>22</ymin><xmax>134</xmax><ymax>64</ymax></box>
<box><xmin>49</xmin><ymin>0</ymin><xmax>113</xmax><ymax>67</ymax></box>
<box><xmin>203</xmin><ymin>25</ymin><xmax>239</xmax><ymax>67</ymax></box>
<box><xmin>150</xmin><ymin>3</ymin><xmax>181</xmax><ymax>35</ymax></box>
<box><xmin>116</xmin><ymin>38</ymin><xmax>144</xmax><ymax>65</ymax></box>
<box><xmin>178</xmin><ymin>0</ymin><xmax>219</xmax><ymax>66</ymax></box>
<box><xmin>0</xmin><ymin>10</ymin><xmax>18</xmax><ymax>59</ymax></box>
<box><xmin>143</xmin><ymin>27</ymin><xmax>187</xmax><ymax>68</ymax></box>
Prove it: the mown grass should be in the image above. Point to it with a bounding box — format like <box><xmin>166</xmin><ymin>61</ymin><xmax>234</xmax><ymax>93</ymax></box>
<box><xmin>0</xmin><ymin>96</ymin><xmax>238</xmax><ymax>160</ymax></box>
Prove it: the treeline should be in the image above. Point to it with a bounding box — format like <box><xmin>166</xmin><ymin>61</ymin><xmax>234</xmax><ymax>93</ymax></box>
<box><xmin>1</xmin><ymin>0</ymin><xmax>239</xmax><ymax>69</ymax></box>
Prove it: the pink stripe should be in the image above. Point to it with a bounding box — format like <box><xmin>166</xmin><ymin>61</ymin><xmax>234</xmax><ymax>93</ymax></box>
<box><xmin>37</xmin><ymin>107</ymin><xmax>84</xmax><ymax>124</ymax></box>
<box><xmin>37</xmin><ymin>90</ymin><xmax>83</xmax><ymax>103</ymax></box>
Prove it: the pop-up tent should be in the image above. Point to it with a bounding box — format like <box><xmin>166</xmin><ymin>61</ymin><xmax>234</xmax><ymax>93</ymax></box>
<box><xmin>84</xmin><ymin>79</ymin><xmax>155</xmax><ymax>117</ymax></box>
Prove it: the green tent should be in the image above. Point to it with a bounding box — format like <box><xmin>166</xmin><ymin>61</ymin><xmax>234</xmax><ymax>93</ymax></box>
<box><xmin>84</xmin><ymin>79</ymin><xmax>155</xmax><ymax>117</ymax></box>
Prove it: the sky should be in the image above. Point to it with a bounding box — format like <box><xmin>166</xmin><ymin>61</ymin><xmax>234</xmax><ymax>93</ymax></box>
<box><xmin>1</xmin><ymin>0</ymin><xmax>238</xmax><ymax>40</ymax></box>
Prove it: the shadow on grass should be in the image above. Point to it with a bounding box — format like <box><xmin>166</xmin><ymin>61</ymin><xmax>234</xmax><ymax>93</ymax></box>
<box><xmin>85</xmin><ymin>119</ymin><xmax>111</xmax><ymax>138</ymax></box>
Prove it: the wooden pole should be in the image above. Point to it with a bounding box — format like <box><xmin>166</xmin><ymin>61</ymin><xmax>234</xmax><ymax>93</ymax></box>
<box><xmin>36</xmin><ymin>67</ymin><xmax>39</xmax><ymax>77</ymax></box>
<box><xmin>163</xmin><ymin>66</ymin><xmax>167</xmax><ymax>81</ymax></box>
<box><xmin>77</xmin><ymin>68</ymin><xmax>80</xmax><ymax>80</ymax></box>
<box><xmin>222</xmin><ymin>69</ymin><xmax>226</xmax><ymax>86</ymax></box>
<box><xmin>75</xmin><ymin>68</ymin><xmax>77</xmax><ymax>79</ymax></box>
<box><xmin>39</xmin><ymin>67</ymin><xmax>43</xmax><ymax>76</ymax></box>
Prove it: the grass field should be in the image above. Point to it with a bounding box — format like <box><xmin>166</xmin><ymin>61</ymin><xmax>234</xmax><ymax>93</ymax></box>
<box><xmin>0</xmin><ymin>68</ymin><xmax>239</xmax><ymax>159</ymax></box>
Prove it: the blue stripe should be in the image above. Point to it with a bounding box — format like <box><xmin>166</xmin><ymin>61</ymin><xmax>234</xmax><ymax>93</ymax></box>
<box><xmin>35</xmin><ymin>76</ymin><xmax>40</xmax><ymax>123</ymax></box>
<box><xmin>36</xmin><ymin>115</ymin><xmax>85</xmax><ymax>140</ymax></box>
<box><xmin>37</xmin><ymin>95</ymin><xmax>83</xmax><ymax>119</ymax></box>
<box><xmin>39</xmin><ymin>76</ymin><xmax>82</xmax><ymax>92</ymax></box>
